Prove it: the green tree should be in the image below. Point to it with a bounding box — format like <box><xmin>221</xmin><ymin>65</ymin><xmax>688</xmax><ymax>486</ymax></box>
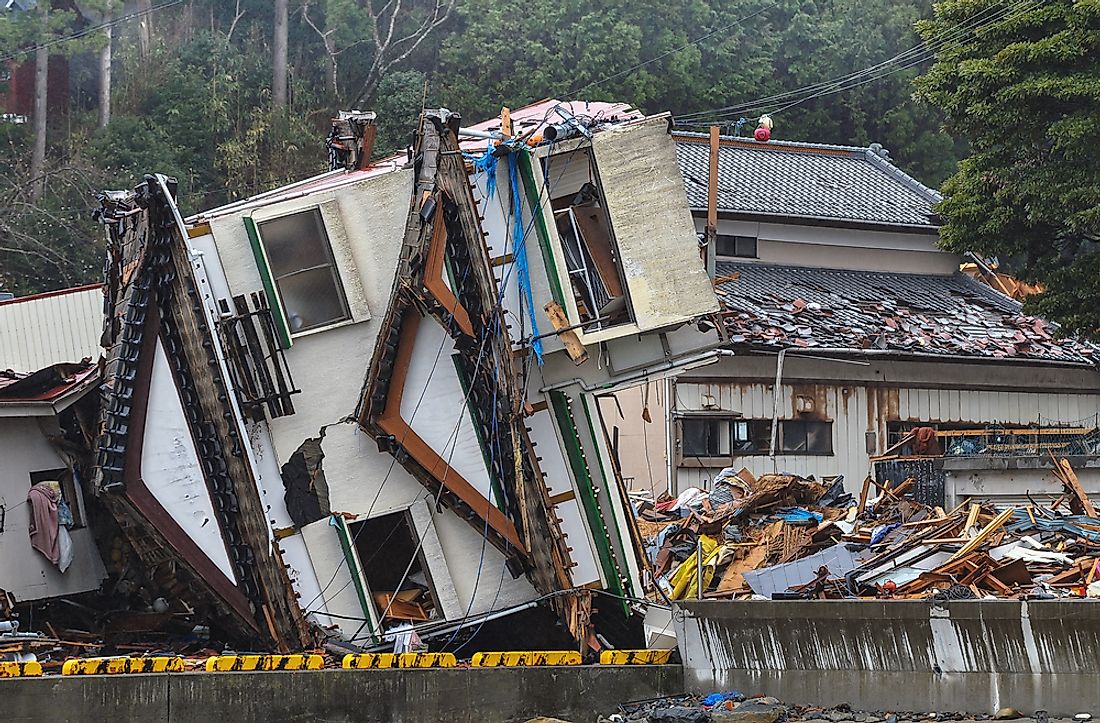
<box><xmin>916</xmin><ymin>0</ymin><xmax>1100</xmax><ymax>337</ymax></box>
<box><xmin>436</xmin><ymin>0</ymin><xmax>959</xmax><ymax>184</ymax></box>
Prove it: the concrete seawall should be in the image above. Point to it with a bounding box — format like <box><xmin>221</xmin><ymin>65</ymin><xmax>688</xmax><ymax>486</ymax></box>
<box><xmin>676</xmin><ymin>599</ymin><xmax>1100</xmax><ymax>715</ymax></box>
<box><xmin>1</xmin><ymin>665</ymin><xmax>683</xmax><ymax>722</ymax></box>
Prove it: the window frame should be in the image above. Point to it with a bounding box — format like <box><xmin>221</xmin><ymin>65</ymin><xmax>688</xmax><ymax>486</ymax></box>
<box><xmin>677</xmin><ymin>415</ymin><xmax>833</xmax><ymax>462</ymax></box>
<box><xmin>715</xmin><ymin>234</ymin><xmax>758</xmax><ymax>259</ymax></box>
<box><xmin>255</xmin><ymin>208</ymin><xmax>351</xmax><ymax>336</ymax></box>
<box><xmin>243</xmin><ymin>200</ymin><xmax>371</xmax><ymax>349</ymax></box>
<box><xmin>29</xmin><ymin>468</ymin><xmax>86</xmax><ymax>529</ymax></box>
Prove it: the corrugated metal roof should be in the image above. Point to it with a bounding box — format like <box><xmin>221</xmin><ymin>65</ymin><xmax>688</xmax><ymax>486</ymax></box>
<box><xmin>714</xmin><ymin>262</ymin><xmax>1097</xmax><ymax>364</ymax></box>
<box><xmin>674</xmin><ymin>133</ymin><xmax>941</xmax><ymax>229</ymax></box>
<box><xmin>0</xmin><ymin>284</ymin><xmax>103</xmax><ymax>372</ymax></box>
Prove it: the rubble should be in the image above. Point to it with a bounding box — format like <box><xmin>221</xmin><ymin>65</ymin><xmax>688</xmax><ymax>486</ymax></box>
<box><xmin>638</xmin><ymin>458</ymin><xmax>1100</xmax><ymax>600</ymax></box>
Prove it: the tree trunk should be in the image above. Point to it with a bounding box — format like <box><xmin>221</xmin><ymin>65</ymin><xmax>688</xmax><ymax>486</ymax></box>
<box><xmin>273</xmin><ymin>0</ymin><xmax>288</xmax><ymax>110</ymax></box>
<box><xmin>137</xmin><ymin>0</ymin><xmax>153</xmax><ymax>57</ymax></box>
<box><xmin>30</xmin><ymin>42</ymin><xmax>48</xmax><ymax>202</ymax></box>
<box><xmin>98</xmin><ymin>22</ymin><xmax>112</xmax><ymax>129</ymax></box>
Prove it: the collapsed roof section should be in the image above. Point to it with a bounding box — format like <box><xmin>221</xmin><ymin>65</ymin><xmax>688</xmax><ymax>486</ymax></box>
<box><xmin>95</xmin><ymin>176</ymin><xmax>310</xmax><ymax>649</ymax></box>
<box><xmin>714</xmin><ymin>261</ymin><xmax>1097</xmax><ymax>364</ymax></box>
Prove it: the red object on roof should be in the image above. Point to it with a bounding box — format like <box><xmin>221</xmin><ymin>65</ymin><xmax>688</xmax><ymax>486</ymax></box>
<box><xmin>0</xmin><ymin>362</ymin><xmax>100</xmax><ymax>404</ymax></box>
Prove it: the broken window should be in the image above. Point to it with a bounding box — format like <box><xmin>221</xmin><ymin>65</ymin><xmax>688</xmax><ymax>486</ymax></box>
<box><xmin>256</xmin><ymin>209</ymin><xmax>350</xmax><ymax>333</ymax></box>
<box><xmin>545</xmin><ymin>149</ymin><xmax>631</xmax><ymax>330</ymax></box>
<box><xmin>715</xmin><ymin>234</ymin><xmax>757</xmax><ymax>259</ymax></box>
<box><xmin>348</xmin><ymin>511</ymin><xmax>440</xmax><ymax>625</ymax></box>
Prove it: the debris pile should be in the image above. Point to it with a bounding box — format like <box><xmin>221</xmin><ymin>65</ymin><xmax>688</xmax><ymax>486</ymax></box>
<box><xmin>638</xmin><ymin>460</ymin><xmax>1100</xmax><ymax>600</ymax></box>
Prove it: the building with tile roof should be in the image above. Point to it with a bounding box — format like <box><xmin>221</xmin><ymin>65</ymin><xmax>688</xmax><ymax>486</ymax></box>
<box><xmin>614</xmin><ymin>130</ymin><xmax>1100</xmax><ymax>511</ymax></box>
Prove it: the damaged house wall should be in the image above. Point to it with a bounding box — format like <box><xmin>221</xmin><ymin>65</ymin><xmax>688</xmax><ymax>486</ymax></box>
<box><xmin>0</xmin><ymin>413</ymin><xmax>106</xmax><ymax>603</ymax></box>
<box><xmin>190</xmin><ymin>146</ymin><xmax>542</xmax><ymax>640</ymax></box>
<box><xmin>602</xmin><ymin>129</ymin><xmax>1100</xmax><ymax>507</ymax></box>
<box><xmin>95</xmin><ymin>177</ymin><xmax>310</xmax><ymax>649</ymax></box>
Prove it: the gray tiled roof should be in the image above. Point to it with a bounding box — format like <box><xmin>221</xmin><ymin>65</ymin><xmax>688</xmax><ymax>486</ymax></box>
<box><xmin>715</xmin><ymin>261</ymin><xmax>1096</xmax><ymax>364</ymax></box>
<box><xmin>675</xmin><ymin>134</ymin><xmax>942</xmax><ymax>229</ymax></box>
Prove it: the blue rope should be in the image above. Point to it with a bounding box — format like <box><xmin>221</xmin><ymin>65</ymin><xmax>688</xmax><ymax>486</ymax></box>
<box><xmin>507</xmin><ymin>151</ymin><xmax>543</xmax><ymax>364</ymax></box>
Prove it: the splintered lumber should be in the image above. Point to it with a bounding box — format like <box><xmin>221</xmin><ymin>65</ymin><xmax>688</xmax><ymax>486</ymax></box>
<box><xmin>1051</xmin><ymin>455</ymin><xmax>1097</xmax><ymax>517</ymax></box>
<box><xmin>964</xmin><ymin>503</ymin><xmax>981</xmax><ymax>534</ymax></box>
<box><xmin>857</xmin><ymin>476</ymin><xmax>872</xmax><ymax>515</ymax></box>
<box><xmin>949</xmin><ymin>507</ymin><xmax>1016</xmax><ymax>562</ymax></box>
<box><xmin>543</xmin><ymin>301</ymin><xmax>588</xmax><ymax>364</ymax></box>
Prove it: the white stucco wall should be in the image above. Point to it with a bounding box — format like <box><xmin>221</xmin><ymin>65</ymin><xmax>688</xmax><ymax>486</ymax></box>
<box><xmin>0</xmin><ymin>417</ymin><xmax>106</xmax><ymax>602</ymax></box>
<box><xmin>203</xmin><ymin>168</ymin><xmax>538</xmax><ymax>631</ymax></box>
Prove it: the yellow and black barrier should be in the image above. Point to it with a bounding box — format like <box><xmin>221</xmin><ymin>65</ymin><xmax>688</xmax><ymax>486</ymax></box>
<box><xmin>471</xmin><ymin>651</ymin><xmax>582</xmax><ymax>667</ymax></box>
<box><xmin>341</xmin><ymin>652</ymin><xmax>456</xmax><ymax>669</ymax></box>
<box><xmin>204</xmin><ymin>653</ymin><xmax>324</xmax><ymax>672</ymax></box>
<box><xmin>61</xmin><ymin>656</ymin><xmax>184</xmax><ymax>675</ymax></box>
<box><xmin>598</xmin><ymin>649</ymin><xmax>673</xmax><ymax>665</ymax></box>
<box><xmin>0</xmin><ymin>661</ymin><xmax>43</xmax><ymax>678</ymax></box>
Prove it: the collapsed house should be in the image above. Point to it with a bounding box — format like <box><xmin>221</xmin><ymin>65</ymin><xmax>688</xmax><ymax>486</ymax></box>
<box><xmin>74</xmin><ymin>101</ymin><xmax>721</xmax><ymax>651</ymax></box>
<box><xmin>613</xmin><ymin>132</ymin><xmax>1100</xmax><ymax>510</ymax></box>
<box><xmin>0</xmin><ymin>287</ymin><xmax>106</xmax><ymax>612</ymax></box>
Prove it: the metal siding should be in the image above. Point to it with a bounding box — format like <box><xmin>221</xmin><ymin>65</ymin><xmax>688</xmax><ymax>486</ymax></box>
<box><xmin>0</xmin><ymin>287</ymin><xmax>102</xmax><ymax>372</ymax></box>
<box><xmin>674</xmin><ymin>379</ymin><xmax>1100</xmax><ymax>495</ymax></box>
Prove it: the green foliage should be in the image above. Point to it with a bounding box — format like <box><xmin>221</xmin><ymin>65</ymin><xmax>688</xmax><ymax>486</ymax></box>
<box><xmin>4</xmin><ymin>0</ymin><xmax>968</xmax><ymax>296</ymax></box>
<box><xmin>438</xmin><ymin>0</ymin><xmax>959</xmax><ymax>184</ymax></box>
<box><xmin>916</xmin><ymin>0</ymin><xmax>1100</xmax><ymax>337</ymax></box>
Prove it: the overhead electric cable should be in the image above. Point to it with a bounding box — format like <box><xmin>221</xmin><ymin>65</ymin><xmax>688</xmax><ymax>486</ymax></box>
<box><xmin>0</xmin><ymin>0</ymin><xmax>186</xmax><ymax>64</ymax></box>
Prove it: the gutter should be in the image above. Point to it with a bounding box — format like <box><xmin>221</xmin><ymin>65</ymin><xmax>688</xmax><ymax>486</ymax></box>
<box><xmin>538</xmin><ymin>349</ymin><xmax>721</xmax><ymax>394</ymax></box>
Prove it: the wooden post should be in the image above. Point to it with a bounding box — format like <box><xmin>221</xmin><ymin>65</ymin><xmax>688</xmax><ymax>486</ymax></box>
<box><xmin>703</xmin><ymin>126</ymin><xmax>719</xmax><ymax>274</ymax></box>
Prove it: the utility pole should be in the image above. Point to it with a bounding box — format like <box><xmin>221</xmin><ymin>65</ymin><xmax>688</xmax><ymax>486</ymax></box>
<box><xmin>273</xmin><ymin>0</ymin><xmax>288</xmax><ymax>110</ymax></box>
<box><xmin>98</xmin><ymin>18</ymin><xmax>112</xmax><ymax>129</ymax></box>
<box><xmin>30</xmin><ymin>14</ymin><xmax>48</xmax><ymax>202</ymax></box>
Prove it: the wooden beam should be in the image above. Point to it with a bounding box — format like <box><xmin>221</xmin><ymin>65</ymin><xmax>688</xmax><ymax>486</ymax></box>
<box><xmin>543</xmin><ymin>301</ymin><xmax>588</xmax><ymax>364</ymax></box>
<box><xmin>949</xmin><ymin>507</ymin><xmax>1016</xmax><ymax>562</ymax></box>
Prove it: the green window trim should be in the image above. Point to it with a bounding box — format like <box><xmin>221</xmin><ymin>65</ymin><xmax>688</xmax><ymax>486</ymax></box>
<box><xmin>548</xmin><ymin>391</ymin><xmax>627</xmax><ymax>613</ymax></box>
<box><xmin>331</xmin><ymin>514</ymin><xmax>380</xmax><ymax>644</ymax></box>
<box><xmin>243</xmin><ymin>216</ymin><xmax>293</xmax><ymax>349</ymax></box>
<box><xmin>517</xmin><ymin>149</ymin><xmax>567</xmax><ymax>308</ymax></box>
<box><xmin>450</xmin><ymin>354</ymin><xmax>507</xmax><ymax>512</ymax></box>
<box><xmin>579</xmin><ymin>394</ymin><xmax>636</xmax><ymax>601</ymax></box>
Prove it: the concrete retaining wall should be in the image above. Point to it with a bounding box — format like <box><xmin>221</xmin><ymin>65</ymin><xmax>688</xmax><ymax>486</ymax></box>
<box><xmin>676</xmin><ymin>599</ymin><xmax>1100</xmax><ymax>715</ymax></box>
<box><xmin>1</xmin><ymin>665</ymin><xmax>683</xmax><ymax>723</ymax></box>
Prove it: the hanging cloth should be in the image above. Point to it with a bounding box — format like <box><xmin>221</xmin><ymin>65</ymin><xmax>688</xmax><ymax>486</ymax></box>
<box><xmin>27</xmin><ymin>482</ymin><xmax>61</xmax><ymax>565</ymax></box>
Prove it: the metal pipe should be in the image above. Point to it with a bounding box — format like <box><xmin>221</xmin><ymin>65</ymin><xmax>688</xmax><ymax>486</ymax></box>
<box><xmin>768</xmin><ymin>348</ymin><xmax>786</xmax><ymax>463</ymax></box>
<box><xmin>457</xmin><ymin>127</ymin><xmax>503</xmax><ymax>141</ymax></box>
<box><xmin>538</xmin><ymin>349</ymin><xmax>720</xmax><ymax>394</ymax></box>
<box><xmin>695</xmin><ymin>538</ymin><xmax>704</xmax><ymax>599</ymax></box>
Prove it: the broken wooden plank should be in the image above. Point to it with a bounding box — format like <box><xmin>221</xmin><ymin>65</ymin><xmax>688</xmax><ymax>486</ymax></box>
<box><xmin>949</xmin><ymin>507</ymin><xmax>1016</xmax><ymax>562</ymax></box>
<box><xmin>544</xmin><ymin>301</ymin><xmax>589</xmax><ymax>364</ymax></box>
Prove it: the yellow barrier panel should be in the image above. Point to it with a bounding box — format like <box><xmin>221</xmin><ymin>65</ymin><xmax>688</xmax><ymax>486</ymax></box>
<box><xmin>396</xmin><ymin>652</ymin><xmax>456</xmax><ymax>668</ymax></box>
<box><xmin>598</xmin><ymin>649</ymin><xmax>673</xmax><ymax>665</ymax></box>
<box><xmin>470</xmin><ymin>651</ymin><xmax>582</xmax><ymax>667</ymax></box>
<box><xmin>0</xmin><ymin>661</ymin><xmax>42</xmax><ymax>678</ymax></box>
<box><xmin>342</xmin><ymin>653</ymin><xmax>397</xmax><ymax>669</ymax></box>
<box><xmin>204</xmin><ymin>654</ymin><xmax>324</xmax><ymax>672</ymax></box>
<box><xmin>61</xmin><ymin>656</ymin><xmax>184</xmax><ymax>675</ymax></box>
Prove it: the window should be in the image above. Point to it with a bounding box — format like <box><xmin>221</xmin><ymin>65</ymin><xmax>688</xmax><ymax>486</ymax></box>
<box><xmin>544</xmin><ymin>148</ymin><xmax>631</xmax><ymax>331</ymax></box>
<box><xmin>715</xmin><ymin>234</ymin><xmax>757</xmax><ymax>259</ymax></box>
<box><xmin>348</xmin><ymin>511</ymin><xmax>440</xmax><ymax>626</ymax></box>
<box><xmin>29</xmin><ymin>468</ymin><xmax>85</xmax><ymax>529</ymax></box>
<box><xmin>680</xmin><ymin>417</ymin><xmax>831</xmax><ymax>457</ymax></box>
<box><xmin>681</xmin><ymin>417</ymin><xmax>771</xmax><ymax>457</ymax></box>
<box><xmin>780</xmin><ymin>420</ymin><xmax>833</xmax><ymax>455</ymax></box>
<box><xmin>682</xmin><ymin>418</ymin><xmax>732</xmax><ymax>457</ymax></box>
<box><xmin>257</xmin><ymin>209</ymin><xmax>350</xmax><ymax>333</ymax></box>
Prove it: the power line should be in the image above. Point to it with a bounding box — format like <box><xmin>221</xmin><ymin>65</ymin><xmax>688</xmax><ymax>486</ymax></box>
<box><xmin>0</xmin><ymin>0</ymin><xmax>186</xmax><ymax>64</ymax></box>
<box><xmin>676</xmin><ymin>0</ymin><xmax>1046</xmax><ymax>125</ymax></box>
